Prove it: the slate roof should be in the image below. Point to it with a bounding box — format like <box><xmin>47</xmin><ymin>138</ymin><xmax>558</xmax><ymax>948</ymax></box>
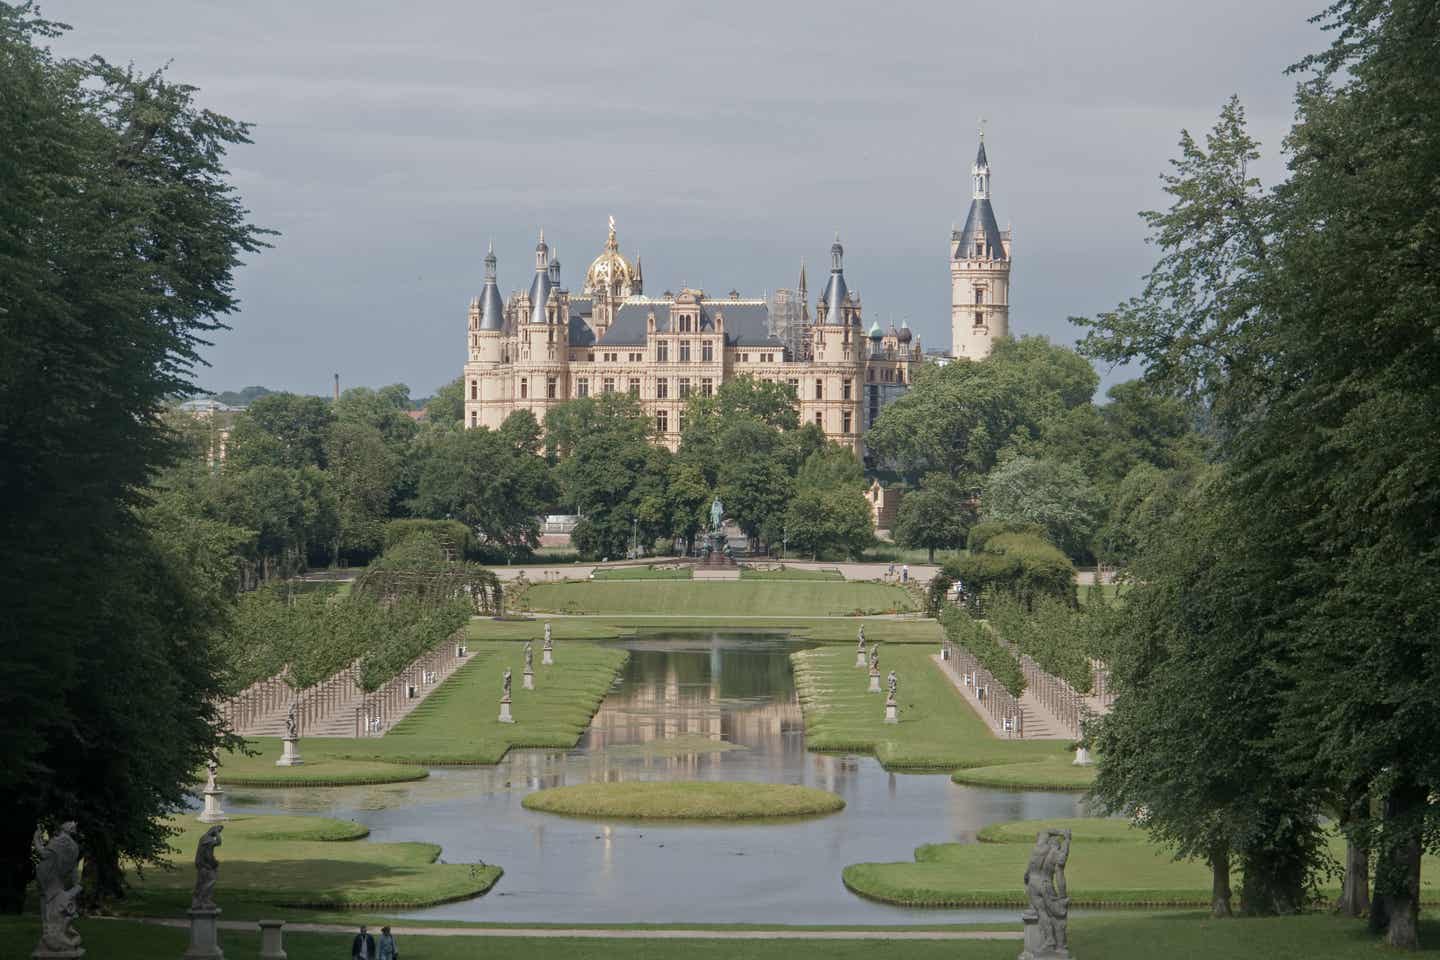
<box><xmin>478</xmin><ymin>279</ymin><xmax>506</xmax><ymax>331</ymax></box>
<box><xmin>588</xmin><ymin>298</ymin><xmax>781</xmax><ymax>348</ymax></box>
<box><xmin>527</xmin><ymin>269</ymin><xmax>552</xmax><ymax>325</ymax></box>
<box><xmin>975</xmin><ymin>138</ymin><xmax>989</xmax><ymax>168</ymax></box>
<box><xmin>956</xmin><ymin>198</ymin><xmax>1008</xmax><ymax>261</ymax></box>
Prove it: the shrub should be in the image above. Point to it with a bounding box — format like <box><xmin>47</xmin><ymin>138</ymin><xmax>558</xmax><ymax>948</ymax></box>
<box><xmin>944</xmin><ymin>532</ymin><xmax>1075</xmax><ymax>610</ymax></box>
<box><xmin>967</xmin><ymin>520</ymin><xmax>1047</xmax><ymax>553</ymax></box>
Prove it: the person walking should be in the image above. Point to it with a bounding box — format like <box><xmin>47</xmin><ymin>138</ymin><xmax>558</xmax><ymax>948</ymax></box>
<box><xmin>351</xmin><ymin>924</ymin><xmax>376</xmax><ymax>960</ymax></box>
<box><xmin>378</xmin><ymin>925</ymin><xmax>399</xmax><ymax>960</ymax></box>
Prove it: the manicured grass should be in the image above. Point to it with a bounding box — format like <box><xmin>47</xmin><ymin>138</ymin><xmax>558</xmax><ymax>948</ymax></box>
<box><xmin>522</xmin><ymin>781</ymin><xmax>845</xmax><ymax>820</ymax></box>
<box><xmin>792</xmin><ymin>645</ymin><xmax>1068</xmax><ymax>771</ymax></box>
<box><xmin>591</xmin><ymin>566</ymin><xmax>693</xmax><ymax>580</ymax></box>
<box><xmin>10</xmin><ymin>913</ymin><xmax>1440</xmax><ymax>959</ymax></box>
<box><xmin>740</xmin><ymin>566</ymin><xmax>846</xmax><ymax>581</ymax></box>
<box><xmin>121</xmin><ymin>814</ymin><xmax>500</xmax><ymax>915</ymax></box>
<box><xmin>466</xmin><ymin>615</ymin><xmax>943</xmax><ymax>645</ymax></box>
<box><xmin>522</xmin><ymin>580</ymin><xmax>917</xmax><ymax>616</ymax></box>
<box><xmin>466</xmin><ymin>618</ymin><xmax>630</xmax><ymax>641</ymax></box>
<box><xmin>950</xmin><ymin>758</ymin><xmax>1096</xmax><ymax>792</ymax></box>
<box><xmin>223</xmin><ymin>643</ymin><xmax>628</xmax><ymax>775</ymax></box>
<box><xmin>845</xmin><ymin>817</ymin><xmax>1440</xmax><ymax>909</ymax></box>
<box><xmin>218</xmin><ymin>752</ymin><xmax>428</xmax><ymax>787</ymax></box>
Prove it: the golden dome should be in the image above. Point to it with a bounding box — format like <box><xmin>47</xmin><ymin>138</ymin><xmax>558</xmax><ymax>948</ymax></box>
<box><xmin>584</xmin><ymin>216</ymin><xmax>637</xmax><ymax>298</ymax></box>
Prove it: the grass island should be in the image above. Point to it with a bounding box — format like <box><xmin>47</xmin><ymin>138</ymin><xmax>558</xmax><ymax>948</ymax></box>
<box><xmin>521</xmin><ymin>781</ymin><xmax>846</xmax><ymax>821</ymax></box>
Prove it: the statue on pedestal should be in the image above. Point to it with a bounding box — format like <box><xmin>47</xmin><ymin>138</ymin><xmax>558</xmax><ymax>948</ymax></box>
<box><xmin>191</xmin><ymin>825</ymin><xmax>224</xmax><ymax>911</ymax></box>
<box><xmin>32</xmin><ymin>820</ymin><xmax>83</xmax><ymax>956</ymax></box>
<box><xmin>869</xmin><ymin>645</ymin><xmax>879</xmax><ymax>672</ymax></box>
<box><xmin>887</xmin><ymin>670</ymin><xmax>898</xmax><ymax>700</ymax></box>
<box><xmin>524</xmin><ymin>642</ymin><xmax>534</xmax><ymax>671</ymax></box>
<box><xmin>1022</xmin><ymin>828</ymin><xmax>1073</xmax><ymax>958</ymax></box>
<box><xmin>502</xmin><ymin>668</ymin><xmax>512</xmax><ymax>699</ymax></box>
<box><xmin>709</xmin><ymin>496</ymin><xmax>724</xmax><ymax>532</ymax></box>
<box><xmin>284</xmin><ymin>702</ymin><xmax>298</xmax><ymax>742</ymax></box>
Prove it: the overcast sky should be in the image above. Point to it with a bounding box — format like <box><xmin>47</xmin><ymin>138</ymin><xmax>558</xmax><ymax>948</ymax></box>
<box><xmin>47</xmin><ymin>0</ymin><xmax>1326</xmax><ymax>400</ymax></box>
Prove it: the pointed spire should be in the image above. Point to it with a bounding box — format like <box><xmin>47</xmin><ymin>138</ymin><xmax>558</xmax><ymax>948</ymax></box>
<box><xmin>798</xmin><ymin>257</ymin><xmax>808</xmax><ymax>295</ymax></box>
<box><xmin>479</xmin><ymin>244</ymin><xmax>505</xmax><ymax>331</ymax></box>
<box><xmin>484</xmin><ymin>239</ymin><xmax>497</xmax><ymax>280</ymax></box>
<box><xmin>633</xmin><ymin>253</ymin><xmax>643</xmax><ymax>294</ymax></box>
<box><xmin>972</xmin><ymin>134</ymin><xmax>991</xmax><ymax>200</ymax></box>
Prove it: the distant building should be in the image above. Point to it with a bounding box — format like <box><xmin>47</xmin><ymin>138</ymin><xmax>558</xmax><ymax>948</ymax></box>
<box><xmin>866</xmin><ymin>480</ymin><xmax>905</xmax><ymax>532</ymax></box>
<box><xmin>460</xmin><ymin>138</ymin><xmax>1013</xmax><ymax>451</ymax></box>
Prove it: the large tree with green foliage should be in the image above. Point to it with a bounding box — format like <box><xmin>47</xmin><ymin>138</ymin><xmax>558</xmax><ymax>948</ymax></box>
<box><xmin>979</xmin><ymin>455</ymin><xmax>1103</xmax><ymax>562</ymax></box>
<box><xmin>891</xmin><ymin>474</ymin><xmax>973</xmax><ymax>562</ymax></box>
<box><xmin>865</xmin><ymin>335</ymin><xmax>1098</xmax><ymax>484</ymax></box>
<box><xmin>0</xmin><ymin>4</ymin><xmax>265</xmax><ymax>909</ymax></box>
<box><xmin>1079</xmin><ymin>3</ymin><xmax>1440</xmax><ymax>944</ymax></box>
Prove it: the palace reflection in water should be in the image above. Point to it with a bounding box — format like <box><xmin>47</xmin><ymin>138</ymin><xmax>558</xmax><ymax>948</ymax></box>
<box><xmin>230</xmin><ymin>632</ymin><xmax>1086</xmax><ymax>924</ymax></box>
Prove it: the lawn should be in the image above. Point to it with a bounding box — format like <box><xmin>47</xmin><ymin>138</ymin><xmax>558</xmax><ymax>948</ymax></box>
<box><xmin>591</xmin><ymin>565</ymin><xmax>693</xmax><ymax>580</ymax></box>
<box><xmin>520</xmin><ymin>580</ymin><xmax>917</xmax><ymax>616</ymax></box>
<box><xmin>9</xmin><ymin>914</ymin><xmax>1440</xmax><ymax>959</ymax></box>
<box><xmin>791</xmin><ymin>645</ymin><xmax>1071</xmax><ymax>773</ymax></box>
<box><xmin>844</xmin><ymin>816</ymin><xmax>1440</xmax><ymax>909</ymax></box>
<box><xmin>739</xmin><ymin>566</ymin><xmax>846</xmax><ymax>581</ymax></box>
<box><xmin>467</xmin><ymin>616</ymin><xmax>943</xmax><ymax>645</ymax></box>
<box><xmin>219</xmin><ymin>642</ymin><xmax>628</xmax><ymax>776</ymax></box>
<box><xmin>120</xmin><ymin>813</ymin><xmax>500</xmax><ymax>916</ymax></box>
<box><xmin>522</xmin><ymin>781</ymin><xmax>845</xmax><ymax>820</ymax></box>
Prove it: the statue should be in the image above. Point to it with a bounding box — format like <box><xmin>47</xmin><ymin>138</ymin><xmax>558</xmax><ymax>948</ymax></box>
<box><xmin>524</xmin><ymin>642</ymin><xmax>534</xmax><ymax>670</ymax></box>
<box><xmin>869</xmin><ymin>644</ymin><xmax>879</xmax><ymax>672</ymax></box>
<box><xmin>887</xmin><ymin>670</ymin><xmax>898</xmax><ymax>699</ymax></box>
<box><xmin>544</xmin><ymin>622</ymin><xmax>552</xmax><ymax>644</ymax></box>
<box><xmin>502</xmin><ymin>668</ymin><xmax>512</xmax><ymax>698</ymax></box>
<box><xmin>857</xmin><ymin>626</ymin><xmax>865</xmax><ymax>649</ymax></box>
<box><xmin>284</xmin><ymin>701</ymin><xmax>299</xmax><ymax>741</ymax></box>
<box><xmin>709</xmin><ymin>496</ymin><xmax>724</xmax><ymax>532</ymax></box>
<box><xmin>191</xmin><ymin>824</ymin><xmax>224</xmax><ymax>911</ymax></box>
<box><xmin>32</xmin><ymin>821</ymin><xmax>83</xmax><ymax>955</ymax></box>
<box><xmin>1023</xmin><ymin>828</ymin><xmax>1072</xmax><ymax>957</ymax></box>
<box><xmin>203</xmin><ymin>761</ymin><xmax>217</xmax><ymax>794</ymax></box>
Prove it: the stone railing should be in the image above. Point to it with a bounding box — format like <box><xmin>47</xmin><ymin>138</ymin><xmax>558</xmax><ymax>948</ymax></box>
<box><xmin>940</xmin><ymin>640</ymin><xmax>1027</xmax><ymax>738</ymax></box>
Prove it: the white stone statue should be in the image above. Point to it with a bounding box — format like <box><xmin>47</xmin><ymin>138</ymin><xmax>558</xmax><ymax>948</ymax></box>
<box><xmin>191</xmin><ymin>824</ymin><xmax>224</xmax><ymax>911</ymax></box>
<box><xmin>887</xmin><ymin>670</ymin><xmax>898</xmax><ymax>699</ymax></box>
<box><xmin>869</xmin><ymin>644</ymin><xmax>879</xmax><ymax>672</ymax></box>
<box><xmin>524</xmin><ymin>642</ymin><xmax>534</xmax><ymax>671</ymax></box>
<box><xmin>284</xmin><ymin>701</ymin><xmax>298</xmax><ymax>741</ymax></box>
<box><xmin>502</xmin><ymin>668</ymin><xmax>512</xmax><ymax>699</ymax></box>
<box><xmin>544</xmin><ymin>622</ymin><xmax>552</xmax><ymax>644</ymax></box>
<box><xmin>32</xmin><ymin>821</ymin><xmax>83</xmax><ymax>956</ymax></box>
<box><xmin>857</xmin><ymin>626</ymin><xmax>865</xmax><ymax>651</ymax></box>
<box><xmin>1022</xmin><ymin>828</ymin><xmax>1072</xmax><ymax>958</ymax></box>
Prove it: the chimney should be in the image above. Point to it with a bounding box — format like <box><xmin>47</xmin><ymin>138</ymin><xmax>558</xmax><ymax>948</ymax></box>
<box><xmin>333</xmin><ymin>373</ymin><xmax>340</xmax><ymax>401</ymax></box>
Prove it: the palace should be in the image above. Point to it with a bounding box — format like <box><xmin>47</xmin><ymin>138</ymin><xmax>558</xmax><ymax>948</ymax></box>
<box><xmin>462</xmin><ymin>137</ymin><xmax>1011</xmax><ymax>453</ymax></box>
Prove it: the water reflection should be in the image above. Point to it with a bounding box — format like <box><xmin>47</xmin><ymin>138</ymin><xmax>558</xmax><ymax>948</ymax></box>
<box><xmin>230</xmin><ymin>632</ymin><xmax>1087</xmax><ymax>924</ymax></box>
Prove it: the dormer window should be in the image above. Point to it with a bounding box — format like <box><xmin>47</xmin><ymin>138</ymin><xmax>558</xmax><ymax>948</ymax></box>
<box><xmin>975</xmin><ymin>241</ymin><xmax>984</xmax><ymax>258</ymax></box>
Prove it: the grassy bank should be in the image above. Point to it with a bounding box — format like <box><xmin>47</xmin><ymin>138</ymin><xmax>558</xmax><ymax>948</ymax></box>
<box><xmin>521</xmin><ymin>580</ymin><xmax>916</xmax><ymax>616</ymax></box>
<box><xmin>739</xmin><ymin>566</ymin><xmax>845</xmax><ymax>581</ymax></box>
<box><xmin>9</xmin><ymin>913</ymin><xmax>1440</xmax><ymax>959</ymax></box>
<box><xmin>843</xmin><ymin>816</ymin><xmax>1440</xmax><ymax>909</ymax></box>
<box><xmin>791</xmin><ymin>645</ymin><xmax>1069</xmax><ymax>772</ymax></box>
<box><xmin>121</xmin><ymin>814</ymin><xmax>499</xmax><ymax>916</ymax></box>
<box><xmin>468</xmin><ymin>616</ymin><xmax>942</xmax><ymax>645</ymax></box>
<box><xmin>522</xmin><ymin>781</ymin><xmax>845</xmax><ymax>820</ymax></box>
<box><xmin>221</xmin><ymin>643</ymin><xmax>627</xmax><ymax>776</ymax></box>
<box><xmin>592</xmin><ymin>566</ymin><xmax>692</xmax><ymax>580</ymax></box>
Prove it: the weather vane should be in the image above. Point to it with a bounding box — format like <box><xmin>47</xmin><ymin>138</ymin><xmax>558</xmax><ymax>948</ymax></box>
<box><xmin>978</xmin><ymin>115</ymin><xmax>988</xmax><ymax>139</ymax></box>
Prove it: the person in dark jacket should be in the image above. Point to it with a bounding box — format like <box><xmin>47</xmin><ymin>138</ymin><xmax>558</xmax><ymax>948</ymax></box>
<box><xmin>351</xmin><ymin>924</ymin><xmax>376</xmax><ymax>959</ymax></box>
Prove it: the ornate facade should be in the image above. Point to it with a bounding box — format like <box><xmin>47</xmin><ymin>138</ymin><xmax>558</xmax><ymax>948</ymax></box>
<box><xmin>463</xmin><ymin>222</ymin><xmax>924</xmax><ymax>454</ymax></box>
<box><xmin>462</xmin><ymin>138</ymin><xmax>1012</xmax><ymax>449</ymax></box>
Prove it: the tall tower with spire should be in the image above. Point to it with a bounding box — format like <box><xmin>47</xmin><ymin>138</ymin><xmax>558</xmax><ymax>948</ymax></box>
<box><xmin>950</xmin><ymin>132</ymin><xmax>1012</xmax><ymax>360</ymax></box>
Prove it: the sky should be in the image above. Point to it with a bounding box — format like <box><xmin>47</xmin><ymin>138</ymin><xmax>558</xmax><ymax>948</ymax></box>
<box><xmin>45</xmin><ymin>0</ymin><xmax>1328</xmax><ymax>400</ymax></box>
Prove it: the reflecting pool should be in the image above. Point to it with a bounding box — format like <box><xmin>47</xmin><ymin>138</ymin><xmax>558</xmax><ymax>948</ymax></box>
<box><xmin>231</xmin><ymin>632</ymin><xmax>1087</xmax><ymax>923</ymax></box>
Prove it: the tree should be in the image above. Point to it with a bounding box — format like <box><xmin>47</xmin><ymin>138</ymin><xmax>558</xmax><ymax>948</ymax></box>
<box><xmin>782</xmin><ymin>446</ymin><xmax>873</xmax><ymax>560</ymax></box>
<box><xmin>0</xmin><ymin>5</ymin><xmax>265</xmax><ymax>910</ymax></box>
<box><xmin>324</xmin><ymin>420</ymin><xmax>396</xmax><ymax>563</ymax></box>
<box><xmin>980</xmin><ymin>456</ymin><xmax>1102</xmax><ymax>562</ymax></box>
<box><xmin>425</xmin><ymin>377</ymin><xmax>465</xmax><ymax>425</ymax></box>
<box><xmin>866</xmin><ymin>336</ymin><xmax>1098</xmax><ymax>484</ymax></box>
<box><xmin>550</xmin><ymin>395</ymin><xmax>659</xmax><ymax>559</ymax></box>
<box><xmin>227</xmin><ymin>392</ymin><xmax>334</xmax><ymax>470</ymax></box>
<box><xmin>892</xmin><ymin>474</ymin><xmax>973</xmax><ymax>562</ymax></box>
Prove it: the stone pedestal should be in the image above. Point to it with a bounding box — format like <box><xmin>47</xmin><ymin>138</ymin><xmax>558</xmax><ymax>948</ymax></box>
<box><xmin>498</xmin><ymin>696</ymin><xmax>514</xmax><ymax>723</ymax></box>
<box><xmin>1073</xmin><ymin>747</ymin><xmax>1092</xmax><ymax>766</ymax></box>
<box><xmin>197</xmin><ymin>788</ymin><xmax>227</xmax><ymax>823</ymax></box>
<box><xmin>884</xmin><ymin>698</ymin><xmax>898</xmax><ymax>724</ymax></box>
<box><xmin>522</xmin><ymin>669</ymin><xmax>534</xmax><ymax>690</ymax></box>
<box><xmin>542</xmin><ymin>649</ymin><xmax>553</xmax><ymax>665</ymax></box>
<box><xmin>257</xmin><ymin>920</ymin><xmax>286</xmax><ymax>960</ymax></box>
<box><xmin>31</xmin><ymin>944</ymin><xmax>84</xmax><ymax>960</ymax></box>
<box><xmin>856</xmin><ymin>650</ymin><xmax>867</xmax><ymax>668</ymax></box>
<box><xmin>868</xmin><ymin>669</ymin><xmax>881</xmax><ymax>693</ymax></box>
<box><xmin>1017</xmin><ymin>908</ymin><xmax>1070</xmax><ymax>960</ymax></box>
<box><xmin>183</xmin><ymin>908</ymin><xmax>224</xmax><ymax>960</ymax></box>
<box><xmin>274</xmin><ymin>738</ymin><xmax>303</xmax><ymax>767</ymax></box>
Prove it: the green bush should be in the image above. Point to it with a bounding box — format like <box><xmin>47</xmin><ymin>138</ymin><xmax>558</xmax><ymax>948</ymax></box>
<box><xmin>944</xmin><ymin>532</ymin><xmax>1074</xmax><ymax>610</ymax></box>
<box><xmin>967</xmin><ymin>520</ymin><xmax>1047</xmax><ymax>553</ymax></box>
<box><xmin>381</xmin><ymin>519</ymin><xmax>474</xmax><ymax>558</ymax></box>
